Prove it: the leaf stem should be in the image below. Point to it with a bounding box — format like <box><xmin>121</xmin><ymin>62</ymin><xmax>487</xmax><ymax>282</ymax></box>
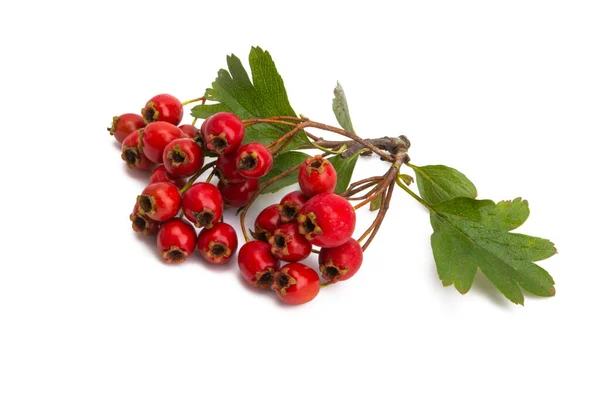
<box><xmin>179</xmin><ymin>161</ymin><xmax>216</xmax><ymax>194</ymax></box>
<box><xmin>181</xmin><ymin>96</ymin><xmax>206</xmax><ymax>107</ymax></box>
<box><xmin>394</xmin><ymin>175</ymin><xmax>432</xmax><ymax>211</ymax></box>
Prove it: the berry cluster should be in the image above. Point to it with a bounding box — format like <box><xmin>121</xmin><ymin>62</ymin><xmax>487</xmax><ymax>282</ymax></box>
<box><xmin>109</xmin><ymin>94</ymin><xmax>363</xmax><ymax>305</ymax></box>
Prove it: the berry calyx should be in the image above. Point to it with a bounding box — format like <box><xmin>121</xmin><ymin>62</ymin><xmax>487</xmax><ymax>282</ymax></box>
<box><xmin>137</xmin><ymin>182</ymin><xmax>182</xmax><ymax>222</ymax></box>
<box><xmin>218</xmin><ymin>178</ymin><xmax>259</xmax><ymax>207</ymax></box>
<box><xmin>297</xmin><ymin>193</ymin><xmax>356</xmax><ymax>248</ymax></box>
<box><xmin>157</xmin><ymin>218</ymin><xmax>197</xmax><ymax>264</ymax></box>
<box><xmin>182</xmin><ymin>182</ymin><xmax>223</xmax><ymax>229</ymax></box>
<box><xmin>141</xmin><ymin>121</ymin><xmax>185</xmax><ymax>163</ymax></box>
<box><xmin>215</xmin><ymin>152</ymin><xmax>245</xmax><ymax>184</ymax></box>
<box><xmin>318</xmin><ymin>238</ymin><xmax>363</xmax><ymax>282</ymax></box>
<box><xmin>130</xmin><ymin>204</ymin><xmax>160</xmax><ymax>235</ymax></box>
<box><xmin>271</xmin><ymin>263</ymin><xmax>320</xmax><ymax>305</ymax></box>
<box><xmin>238</xmin><ymin>241</ymin><xmax>280</xmax><ymax>288</ymax></box>
<box><xmin>108</xmin><ymin>113</ymin><xmax>145</xmax><ymax>143</ymax></box>
<box><xmin>202</xmin><ymin>112</ymin><xmax>245</xmax><ymax>154</ymax></box>
<box><xmin>197</xmin><ymin>222</ymin><xmax>238</xmax><ymax>264</ymax></box>
<box><xmin>235</xmin><ymin>142</ymin><xmax>273</xmax><ymax>179</ymax></box>
<box><xmin>163</xmin><ymin>138</ymin><xmax>204</xmax><ymax>177</ymax></box>
<box><xmin>142</xmin><ymin>94</ymin><xmax>184</xmax><ymax>126</ymax></box>
<box><xmin>278</xmin><ymin>190</ymin><xmax>309</xmax><ymax>224</ymax></box>
<box><xmin>298</xmin><ymin>155</ymin><xmax>337</xmax><ymax>197</ymax></box>
<box><xmin>150</xmin><ymin>165</ymin><xmax>187</xmax><ymax>189</ymax></box>
<box><xmin>251</xmin><ymin>204</ymin><xmax>281</xmax><ymax>242</ymax></box>
<box><xmin>121</xmin><ymin>130</ymin><xmax>155</xmax><ymax>170</ymax></box>
<box><xmin>269</xmin><ymin>223</ymin><xmax>312</xmax><ymax>262</ymax></box>
<box><xmin>178</xmin><ymin>124</ymin><xmax>200</xmax><ymax>139</ymax></box>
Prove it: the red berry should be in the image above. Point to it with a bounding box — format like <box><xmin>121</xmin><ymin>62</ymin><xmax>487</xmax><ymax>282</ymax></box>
<box><xmin>142</xmin><ymin>94</ymin><xmax>183</xmax><ymax>126</ymax></box>
<box><xmin>269</xmin><ymin>223</ymin><xmax>312</xmax><ymax>262</ymax></box>
<box><xmin>109</xmin><ymin>113</ymin><xmax>145</xmax><ymax>143</ymax></box>
<box><xmin>141</xmin><ymin>121</ymin><xmax>185</xmax><ymax>163</ymax></box>
<box><xmin>215</xmin><ymin>152</ymin><xmax>245</xmax><ymax>184</ymax></box>
<box><xmin>238</xmin><ymin>241</ymin><xmax>280</xmax><ymax>288</ymax></box>
<box><xmin>137</xmin><ymin>182</ymin><xmax>181</xmax><ymax>222</ymax></box>
<box><xmin>278</xmin><ymin>190</ymin><xmax>309</xmax><ymax>224</ymax></box>
<box><xmin>218</xmin><ymin>179</ymin><xmax>259</xmax><ymax>207</ymax></box>
<box><xmin>178</xmin><ymin>124</ymin><xmax>200</xmax><ymax>139</ymax></box>
<box><xmin>150</xmin><ymin>165</ymin><xmax>187</xmax><ymax>189</ymax></box>
<box><xmin>130</xmin><ymin>203</ymin><xmax>160</xmax><ymax>235</ymax></box>
<box><xmin>271</xmin><ymin>263</ymin><xmax>320</xmax><ymax>305</ymax></box>
<box><xmin>181</xmin><ymin>183</ymin><xmax>223</xmax><ymax>228</ymax></box>
<box><xmin>197</xmin><ymin>222</ymin><xmax>238</xmax><ymax>265</ymax></box>
<box><xmin>251</xmin><ymin>204</ymin><xmax>281</xmax><ymax>242</ymax></box>
<box><xmin>121</xmin><ymin>130</ymin><xmax>155</xmax><ymax>171</ymax></box>
<box><xmin>162</xmin><ymin>138</ymin><xmax>204</xmax><ymax>177</ymax></box>
<box><xmin>297</xmin><ymin>193</ymin><xmax>356</xmax><ymax>248</ymax></box>
<box><xmin>298</xmin><ymin>155</ymin><xmax>337</xmax><ymax>197</ymax></box>
<box><xmin>318</xmin><ymin>238</ymin><xmax>363</xmax><ymax>282</ymax></box>
<box><xmin>157</xmin><ymin>218</ymin><xmax>196</xmax><ymax>264</ymax></box>
<box><xmin>202</xmin><ymin>112</ymin><xmax>245</xmax><ymax>154</ymax></box>
<box><xmin>235</xmin><ymin>142</ymin><xmax>273</xmax><ymax>179</ymax></box>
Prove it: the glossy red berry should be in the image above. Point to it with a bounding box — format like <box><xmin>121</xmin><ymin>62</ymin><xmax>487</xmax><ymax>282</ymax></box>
<box><xmin>109</xmin><ymin>113</ymin><xmax>145</xmax><ymax>143</ymax></box>
<box><xmin>298</xmin><ymin>155</ymin><xmax>337</xmax><ymax>197</ymax></box>
<box><xmin>235</xmin><ymin>142</ymin><xmax>273</xmax><ymax>179</ymax></box>
<box><xmin>150</xmin><ymin>165</ymin><xmax>187</xmax><ymax>189</ymax></box>
<box><xmin>268</xmin><ymin>223</ymin><xmax>312</xmax><ymax>262</ymax></box>
<box><xmin>162</xmin><ymin>138</ymin><xmax>204</xmax><ymax>177</ymax></box>
<box><xmin>197</xmin><ymin>222</ymin><xmax>238</xmax><ymax>265</ymax></box>
<box><xmin>157</xmin><ymin>218</ymin><xmax>196</xmax><ymax>264</ymax></box>
<box><xmin>130</xmin><ymin>203</ymin><xmax>160</xmax><ymax>235</ymax></box>
<box><xmin>182</xmin><ymin>183</ymin><xmax>223</xmax><ymax>229</ymax></box>
<box><xmin>238</xmin><ymin>241</ymin><xmax>280</xmax><ymax>288</ymax></box>
<box><xmin>215</xmin><ymin>152</ymin><xmax>245</xmax><ymax>184</ymax></box>
<box><xmin>202</xmin><ymin>112</ymin><xmax>245</xmax><ymax>154</ymax></box>
<box><xmin>178</xmin><ymin>124</ymin><xmax>200</xmax><ymax>139</ymax></box>
<box><xmin>251</xmin><ymin>204</ymin><xmax>281</xmax><ymax>242</ymax></box>
<box><xmin>318</xmin><ymin>238</ymin><xmax>363</xmax><ymax>282</ymax></box>
<box><xmin>271</xmin><ymin>263</ymin><xmax>320</xmax><ymax>305</ymax></box>
<box><xmin>141</xmin><ymin>121</ymin><xmax>185</xmax><ymax>163</ymax></box>
<box><xmin>297</xmin><ymin>193</ymin><xmax>356</xmax><ymax>248</ymax></box>
<box><xmin>137</xmin><ymin>182</ymin><xmax>182</xmax><ymax>222</ymax></box>
<box><xmin>278</xmin><ymin>190</ymin><xmax>309</xmax><ymax>224</ymax></box>
<box><xmin>218</xmin><ymin>179</ymin><xmax>259</xmax><ymax>207</ymax></box>
<box><xmin>142</xmin><ymin>94</ymin><xmax>183</xmax><ymax>126</ymax></box>
<box><xmin>121</xmin><ymin>130</ymin><xmax>155</xmax><ymax>171</ymax></box>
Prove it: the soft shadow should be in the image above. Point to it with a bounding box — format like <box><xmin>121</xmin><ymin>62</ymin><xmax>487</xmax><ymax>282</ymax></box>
<box><xmin>187</xmin><ymin>254</ymin><xmax>235</xmax><ymax>274</ymax></box>
<box><xmin>123</xmin><ymin>164</ymin><xmax>152</xmax><ymax>183</ymax></box>
<box><xmin>132</xmin><ymin>231</ymin><xmax>164</xmax><ymax>263</ymax></box>
<box><xmin>112</xmin><ymin>141</ymin><xmax>122</xmax><ymax>151</ymax></box>
<box><xmin>427</xmin><ymin>262</ymin><xmax>512</xmax><ymax>309</ymax></box>
<box><xmin>469</xmin><ymin>271</ymin><xmax>513</xmax><ymax>309</ymax></box>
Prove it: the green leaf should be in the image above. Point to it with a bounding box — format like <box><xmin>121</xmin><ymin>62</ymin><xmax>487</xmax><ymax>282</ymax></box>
<box><xmin>328</xmin><ymin>154</ymin><xmax>360</xmax><ymax>194</ymax></box>
<box><xmin>398</xmin><ymin>174</ymin><xmax>414</xmax><ymax>186</ymax></box>
<box><xmin>411</xmin><ymin>164</ymin><xmax>477</xmax><ymax>205</ymax></box>
<box><xmin>332</xmin><ymin>82</ymin><xmax>355</xmax><ymax>133</ymax></box>
<box><xmin>200</xmin><ymin>47</ymin><xmax>307</xmax><ymax>152</ymax></box>
<box><xmin>259</xmin><ymin>151</ymin><xmax>309</xmax><ymax>193</ymax></box>
<box><xmin>370</xmin><ymin>194</ymin><xmax>383</xmax><ymax>211</ymax></box>
<box><xmin>428</xmin><ymin>197</ymin><xmax>557</xmax><ymax>305</ymax></box>
<box><xmin>190</xmin><ymin>103</ymin><xmax>231</xmax><ymax>119</ymax></box>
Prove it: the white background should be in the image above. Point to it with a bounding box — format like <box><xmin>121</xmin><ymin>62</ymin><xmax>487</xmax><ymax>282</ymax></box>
<box><xmin>1</xmin><ymin>1</ymin><xmax>598</xmax><ymax>399</ymax></box>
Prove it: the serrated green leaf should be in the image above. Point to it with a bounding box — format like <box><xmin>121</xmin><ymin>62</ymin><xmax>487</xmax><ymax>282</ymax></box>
<box><xmin>411</xmin><ymin>164</ymin><xmax>477</xmax><ymax>205</ymax></box>
<box><xmin>482</xmin><ymin>197</ymin><xmax>530</xmax><ymax>231</ymax></box>
<box><xmin>328</xmin><ymin>154</ymin><xmax>359</xmax><ymax>194</ymax></box>
<box><xmin>259</xmin><ymin>151</ymin><xmax>309</xmax><ymax>193</ymax></box>
<box><xmin>370</xmin><ymin>194</ymin><xmax>383</xmax><ymax>211</ymax></box>
<box><xmin>201</xmin><ymin>48</ymin><xmax>307</xmax><ymax>152</ymax></box>
<box><xmin>429</xmin><ymin>197</ymin><xmax>557</xmax><ymax>304</ymax></box>
<box><xmin>190</xmin><ymin>103</ymin><xmax>231</xmax><ymax>119</ymax></box>
<box><xmin>332</xmin><ymin>82</ymin><xmax>355</xmax><ymax>133</ymax></box>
